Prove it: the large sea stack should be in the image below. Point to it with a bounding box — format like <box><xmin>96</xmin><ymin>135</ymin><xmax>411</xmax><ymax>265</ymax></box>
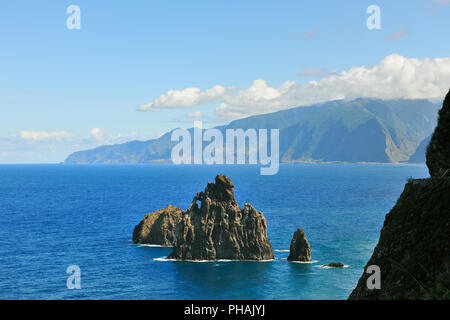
<box><xmin>133</xmin><ymin>175</ymin><xmax>274</xmax><ymax>261</ymax></box>
<box><xmin>349</xmin><ymin>90</ymin><xmax>450</xmax><ymax>300</ymax></box>
<box><xmin>287</xmin><ymin>228</ymin><xmax>312</xmax><ymax>262</ymax></box>
<box><xmin>168</xmin><ymin>175</ymin><xmax>274</xmax><ymax>261</ymax></box>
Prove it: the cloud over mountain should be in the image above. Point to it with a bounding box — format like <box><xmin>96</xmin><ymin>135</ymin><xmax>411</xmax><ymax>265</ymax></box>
<box><xmin>138</xmin><ymin>85</ymin><xmax>230</xmax><ymax>111</ymax></box>
<box><xmin>139</xmin><ymin>54</ymin><xmax>450</xmax><ymax>120</ymax></box>
<box><xmin>19</xmin><ymin>131</ymin><xmax>74</xmax><ymax>142</ymax></box>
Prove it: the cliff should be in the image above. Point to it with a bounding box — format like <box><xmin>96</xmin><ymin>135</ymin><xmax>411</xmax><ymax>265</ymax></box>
<box><xmin>427</xmin><ymin>89</ymin><xmax>450</xmax><ymax>177</ymax></box>
<box><xmin>350</xmin><ymin>90</ymin><xmax>450</xmax><ymax>300</ymax></box>
<box><xmin>349</xmin><ymin>178</ymin><xmax>450</xmax><ymax>299</ymax></box>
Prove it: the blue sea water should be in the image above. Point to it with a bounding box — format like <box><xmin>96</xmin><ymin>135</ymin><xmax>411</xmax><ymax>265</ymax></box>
<box><xmin>0</xmin><ymin>163</ymin><xmax>429</xmax><ymax>300</ymax></box>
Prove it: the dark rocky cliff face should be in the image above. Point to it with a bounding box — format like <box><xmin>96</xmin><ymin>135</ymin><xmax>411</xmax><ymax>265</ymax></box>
<box><xmin>287</xmin><ymin>228</ymin><xmax>312</xmax><ymax>262</ymax></box>
<box><xmin>350</xmin><ymin>91</ymin><xmax>450</xmax><ymax>300</ymax></box>
<box><xmin>132</xmin><ymin>205</ymin><xmax>184</xmax><ymax>246</ymax></box>
<box><xmin>168</xmin><ymin>175</ymin><xmax>274</xmax><ymax>261</ymax></box>
<box><xmin>427</xmin><ymin>89</ymin><xmax>450</xmax><ymax>177</ymax></box>
<box><xmin>349</xmin><ymin>178</ymin><xmax>450</xmax><ymax>299</ymax></box>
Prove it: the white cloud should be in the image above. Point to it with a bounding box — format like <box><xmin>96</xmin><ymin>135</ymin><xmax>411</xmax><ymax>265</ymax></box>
<box><xmin>1</xmin><ymin>129</ymin><xmax>145</xmax><ymax>163</ymax></box>
<box><xmin>90</xmin><ymin>128</ymin><xmax>104</xmax><ymax>141</ymax></box>
<box><xmin>186</xmin><ymin>110</ymin><xmax>203</xmax><ymax>118</ymax></box>
<box><xmin>139</xmin><ymin>54</ymin><xmax>450</xmax><ymax>120</ymax></box>
<box><xmin>139</xmin><ymin>85</ymin><xmax>230</xmax><ymax>111</ymax></box>
<box><xmin>112</xmin><ymin>131</ymin><xmax>139</xmax><ymax>143</ymax></box>
<box><xmin>217</xmin><ymin>54</ymin><xmax>450</xmax><ymax>119</ymax></box>
<box><xmin>216</xmin><ymin>79</ymin><xmax>296</xmax><ymax>119</ymax></box>
<box><xmin>19</xmin><ymin>130</ymin><xmax>74</xmax><ymax>141</ymax></box>
<box><xmin>88</xmin><ymin>128</ymin><xmax>141</xmax><ymax>145</ymax></box>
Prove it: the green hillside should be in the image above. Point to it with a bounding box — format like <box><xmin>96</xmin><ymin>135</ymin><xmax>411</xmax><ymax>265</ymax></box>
<box><xmin>64</xmin><ymin>98</ymin><xmax>440</xmax><ymax>164</ymax></box>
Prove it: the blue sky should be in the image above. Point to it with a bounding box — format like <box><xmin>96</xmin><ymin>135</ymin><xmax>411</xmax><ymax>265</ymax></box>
<box><xmin>1</xmin><ymin>0</ymin><xmax>450</xmax><ymax>163</ymax></box>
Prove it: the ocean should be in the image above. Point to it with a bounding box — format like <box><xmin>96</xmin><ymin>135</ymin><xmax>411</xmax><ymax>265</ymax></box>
<box><xmin>0</xmin><ymin>163</ymin><xmax>429</xmax><ymax>299</ymax></box>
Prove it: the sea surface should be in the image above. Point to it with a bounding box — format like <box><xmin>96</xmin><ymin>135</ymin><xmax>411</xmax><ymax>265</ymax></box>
<box><xmin>0</xmin><ymin>163</ymin><xmax>429</xmax><ymax>300</ymax></box>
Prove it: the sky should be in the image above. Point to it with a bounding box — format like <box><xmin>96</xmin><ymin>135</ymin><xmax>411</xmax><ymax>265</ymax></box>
<box><xmin>1</xmin><ymin>0</ymin><xmax>450</xmax><ymax>163</ymax></box>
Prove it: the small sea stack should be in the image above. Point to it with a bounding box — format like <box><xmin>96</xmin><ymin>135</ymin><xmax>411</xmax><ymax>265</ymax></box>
<box><xmin>287</xmin><ymin>227</ymin><xmax>312</xmax><ymax>262</ymax></box>
<box><xmin>132</xmin><ymin>205</ymin><xmax>184</xmax><ymax>246</ymax></box>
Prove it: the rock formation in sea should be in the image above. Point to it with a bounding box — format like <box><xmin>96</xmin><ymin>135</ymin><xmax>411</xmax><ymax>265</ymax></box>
<box><xmin>323</xmin><ymin>262</ymin><xmax>344</xmax><ymax>268</ymax></box>
<box><xmin>349</xmin><ymin>90</ymin><xmax>450</xmax><ymax>300</ymax></box>
<box><xmin>132</xmin><ymin>205</ymin><xmax>184</xmax><ymax>246</ymax></box>
<box><xmin>426</xmin><ymin>89</ymin><xmax>450</xmax><ymax>177</ymax></box>
<box><xmin>287</xmin><ymin>227</ymin><xmax>312</xmax><ymax>262</ymax></box>
<box><xmin>167</xmin><ymin>175</ymin><xmax>274</xmax><ymax>261</ymax></box>
<box><xmin>133</xmin><ymin>174</ymin><xmax>274</xmax><ymax>261</ymax></box>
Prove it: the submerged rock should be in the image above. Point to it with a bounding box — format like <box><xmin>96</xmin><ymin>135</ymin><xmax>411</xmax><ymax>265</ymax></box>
<box><xmin>323</xmin><ymin>262</ymin><xmax>344</xmax><ymax>268</ymax></box>
<box><xmin>167</xmin><ymin>175</ymin><xmax>274</xmax><ymax>261</ymax></box>
<box><xmin>132</xmin><ymin>205</ymin><xmax>184</xmax><ymax>246</ymax></box>
<box><xmin>287</xmin><ymin>228</ymin><xmax>312</xmax><ymax>262</ymax></box>
<box><xmin>426</xmin><ymin>89</ymin><xmax>450</xmax><ymax>177</ymax></box>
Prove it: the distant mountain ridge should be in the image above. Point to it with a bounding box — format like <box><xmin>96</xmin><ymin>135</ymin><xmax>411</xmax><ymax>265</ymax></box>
<box><xmin>64</xmin><ymin>98</ymin><xmax>440</xmax><ymax>164</ymax></box>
